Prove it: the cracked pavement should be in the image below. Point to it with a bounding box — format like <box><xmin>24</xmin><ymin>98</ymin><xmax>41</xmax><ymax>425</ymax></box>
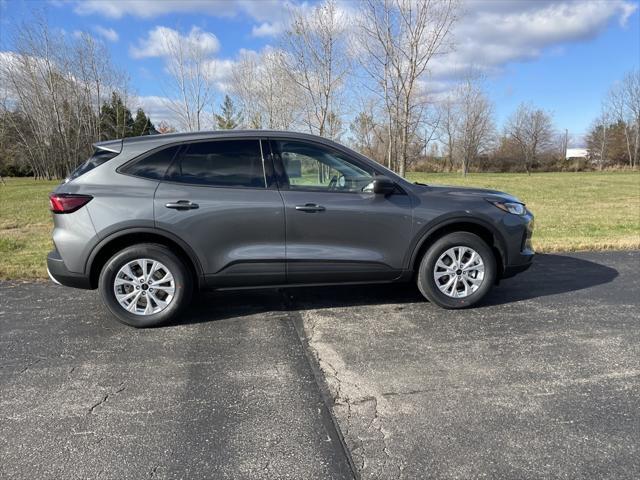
<box><xmin>1</xmin><ymin>251</ymin><xmax>639</xmax><ymax>479</ymax></box>
<box><xmin>0</xmin><ymin>285</ymin><xmax>352</xmax><ymax>479</ymax></box>
<box><xmin>290</xmin><ymin>251</ymin><xmax>640</xmax><ymax>479</ymax></box>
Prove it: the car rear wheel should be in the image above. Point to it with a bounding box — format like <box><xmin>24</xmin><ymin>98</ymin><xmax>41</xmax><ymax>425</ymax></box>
<box><xmin>98</xmin><ymin>243</ymin><xmax>192</xmax><ymax>327</ymax></box>
<box><xmin>417</xmin><ymin>232</ymin><xmax>496</xmax><ymax>309</ymax></box>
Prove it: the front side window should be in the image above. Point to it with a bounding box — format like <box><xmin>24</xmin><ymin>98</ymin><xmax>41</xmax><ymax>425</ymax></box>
<box><xmin>274</xmin><ymin>140</ymin><xmax>373</xmax><ymax>192</ymax></box>
<box><xmin>169</xmin><ymin>140</ymin><xmax>265</xmax><ymax>188</ymax></box>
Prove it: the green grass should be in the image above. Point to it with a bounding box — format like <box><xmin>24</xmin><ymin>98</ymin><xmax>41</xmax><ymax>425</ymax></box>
<box><xmin>0</xmin><ymin>177</ymin><xmax>59</xmax><ymax>280</ymax></box>
<box><xmin>407</xmin><ymin>172</ymin><xmax>640</xmax><ymax>253</ymax></box>
<box><xmin>0</xmin><ymin>172</ymin><xmax>638</xmax><ymax>280</ymax></box>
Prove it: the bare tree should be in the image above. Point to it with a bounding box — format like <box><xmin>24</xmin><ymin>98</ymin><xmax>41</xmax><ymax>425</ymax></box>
<box><xmin>436</xmin><ymin>94</ymin><xmax>459</xmax><ymax>172</ymax></box>
<box><xmin>559</xmin><ymin>128</ymin><xmax>569</xmax><ymax>163</ymax></box>
<box><xmin>586</xmin><ymin>107</ymin><xmax>609</xmax><ymax>170</ymax></box>
<box><xmin>156</xmin><ymin>120</ymin><xmax>177</xmax><ymax>134</ymax></box>
<box><xmin>281</xmin><ymin>0</ymin><xmax>350</xmax><ymax>136</ymax></box>
<box><xmin>456</xmin><ymin>78</ymin><xmax>495</xmax><ymax>176</ymax></box>
<box><xmin>230</xmin><ymin>49</ymin><xmax>302</xmax><ymax>130</ymax></box>
<box><xmin>349</xmin><ymin>111</ymin><xmax>376</xmax><ymax>155</ymax></box>
<box><xmin>162</xmin><ymin>34</ymin><xmax>213</xmax><ymax>132</ymax></box>
<box><xmin>0</xmin><ymin>16</ymin><xmax>125</xmax><ymax>178</ymax></box>
<box><xmin>358</xmin><ymin>0</ymin><xmax>458</xmax><ymax>176</ymax></box>
<box><xmin>505</xmin><ymin>103</ymin><xmax>555</xmax><ymax>174</ymax></box>
<box><xmin>607</xmin><ymin>69</ymin><xmax>640</xmax><ymax>168</ymax></box>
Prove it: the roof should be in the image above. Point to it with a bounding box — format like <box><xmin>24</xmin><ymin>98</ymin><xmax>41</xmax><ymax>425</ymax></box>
<box><xmin>93</xmin><ymin>129</ymin><xmax>405</xmax><ymax>184</ymax></box>
<box><xmin>93</xmin><ymin>130</ymin><xmax>339</xmax><ymax>152</ymax></box>
<box><xmin>566</xmin><ymin>148</ymin><xmax>588</xmax><ymax>159</ymax></box>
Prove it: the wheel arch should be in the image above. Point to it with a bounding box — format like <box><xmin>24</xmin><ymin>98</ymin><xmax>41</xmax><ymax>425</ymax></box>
<box><xmin>86</xmin><ymin>228</ymin><xmax>203</xmax><ymax>289</ymax></box>
<box><xmin>409</xmin><ymin>217</ymin><xmax>506</xmax><ymax>278</ymax></box>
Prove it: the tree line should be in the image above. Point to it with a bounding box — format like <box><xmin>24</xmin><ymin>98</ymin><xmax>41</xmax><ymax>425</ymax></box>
<box><xmin>1</xmin><ymin>1</ymin><xmax>638</xmax><ymax>179</ymax></box>
<box><xmin>585</xmin><ymin>70</ymin><xmax>640</xmax><ymax>169</ymax></box>
<box><xmin>0</xmin><ymin>17</ymin><xmax>157</xmax><ymax>179</ymax></box>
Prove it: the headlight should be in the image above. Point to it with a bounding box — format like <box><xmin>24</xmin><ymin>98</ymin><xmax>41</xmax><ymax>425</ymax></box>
<box><xmin>490</xmin><ymin>200</ymin><xmax>526</xmax><ymax>215</ymax></box>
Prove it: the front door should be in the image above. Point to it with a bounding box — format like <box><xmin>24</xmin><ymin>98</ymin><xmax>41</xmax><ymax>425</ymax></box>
<box><xmin>154</xmin><ymin>138</ymin><xmax>285</xmax><ymax>287</ymax></box>
<box><xmin>269</xmin><ymin>139</ymin><xmax>413</xmax><ymax>284</ymax></box>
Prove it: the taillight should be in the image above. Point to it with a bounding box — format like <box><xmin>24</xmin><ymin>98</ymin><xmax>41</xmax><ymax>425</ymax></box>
<box><xmin>49</xmin><ymin>193</ymin><xmax>93</xmax><ymax>213</ymax></box>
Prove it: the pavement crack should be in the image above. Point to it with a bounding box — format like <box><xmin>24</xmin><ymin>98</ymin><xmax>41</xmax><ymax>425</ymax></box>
<box><xmin>88</xmin><ymin>382</ymin><xmax>126</xmax><ymax>415</ymax></box>
<box><xmin>18</xmin><ymin>358</ymin><xmax>42</xmax><ymax>374</ymax></box>
<box><xmin>89</xmin><ymin>394</ymin><xmax>109</xmax><ymax>415</ymax></box>
<box><xmin>285</xmin><ymin>296</ymin><xmax>360</xmax><ymax>480</ymax></box>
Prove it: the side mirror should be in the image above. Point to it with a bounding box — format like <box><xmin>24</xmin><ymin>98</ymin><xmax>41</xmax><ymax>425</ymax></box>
<box><xmin>369</xmin><ymin>176</ymin><xmax>395</xmax><ymax>195</ymax></box>
<box><xmin>284</xmin><ymin>158</ymin><xmax>302</xmax><ymax>178</ymax></box>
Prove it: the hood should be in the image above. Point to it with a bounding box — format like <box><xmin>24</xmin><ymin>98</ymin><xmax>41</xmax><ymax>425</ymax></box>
<box><xmin>415</xmin><ymin>183</ymin><xmax>523</xmax><ymax>204</ymax></box>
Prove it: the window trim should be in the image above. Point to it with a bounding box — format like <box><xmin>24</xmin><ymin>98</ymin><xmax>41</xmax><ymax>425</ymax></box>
<box><xmin>268</xmin><ymin>138</ymin><xmax>382</xmax><ymax>195</ymax></box>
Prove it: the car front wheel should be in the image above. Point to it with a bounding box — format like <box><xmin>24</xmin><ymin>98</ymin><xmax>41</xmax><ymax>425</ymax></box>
<box><xmin>98</xmin><ymin>243</ymin><xmax>193</xmax><ymax>327</ymax></box>
<box><xmin>417</xmin><ymin>232</ymin><xmax>496</xmax><ymax>309</ymax></box>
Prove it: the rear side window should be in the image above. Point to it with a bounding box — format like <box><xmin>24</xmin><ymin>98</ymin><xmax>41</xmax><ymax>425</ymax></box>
<box><xmin>67</xmin><ymin>149</ymin><xmax>118</xmax><ymax>182</ymax></box>
<box><xmin>120</xmin><ymin>145</ymin><xmax>180</xmax><ymax>180</ymax></box>
<box><xmin>168</xmin><ymin>140</ymin><xmax>265</xmax><ymax>188</ymax></box>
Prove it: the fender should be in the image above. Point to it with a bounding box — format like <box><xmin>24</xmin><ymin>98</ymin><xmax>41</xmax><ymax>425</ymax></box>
<box><xmin>405</xmin><ymin>214</ymin><xmax>508</xmax><ymax>270</ymax></box>
<box><xmin>84</xmin><ymin>226</ymin><xmax>205</xmax><ymax>279</ymax></box>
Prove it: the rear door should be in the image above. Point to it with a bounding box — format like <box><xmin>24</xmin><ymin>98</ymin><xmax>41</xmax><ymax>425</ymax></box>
<box><xmin>154</xmin><ymin>138</ymin><xmax>286</xmax><ymax>287</ymax></box>
<box><xmin>269</xmin><ymin>139</ymin><xmax>414</xmax><ymax>284</ymax></box>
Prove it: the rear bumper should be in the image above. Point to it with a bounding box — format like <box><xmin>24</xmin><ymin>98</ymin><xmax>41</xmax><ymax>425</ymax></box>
<box><xmin>47</xmin><ymin>250</ymin><xmax>93</xmax><ymax>289</ymax></box>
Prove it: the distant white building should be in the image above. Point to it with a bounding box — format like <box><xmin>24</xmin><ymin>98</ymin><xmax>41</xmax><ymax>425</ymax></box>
<box><xmin>566</xmin><ymin>148</ymin><xmax>588</xmax><ymax>160</ymax></box>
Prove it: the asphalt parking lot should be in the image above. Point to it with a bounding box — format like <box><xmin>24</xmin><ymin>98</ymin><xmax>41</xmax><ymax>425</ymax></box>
<box><xmin>1</xmin><ymin>251</ymin><xmax>639</xmax><ymax>479</ymax></box>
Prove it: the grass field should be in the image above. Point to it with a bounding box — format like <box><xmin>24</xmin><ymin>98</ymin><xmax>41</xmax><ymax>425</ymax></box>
<box><xmin>408</xmin><ymin>172</ymin><xmax>640</xmax><ymax>253</ymax></box>
<box><xmin>0</xmin><ymin>172</ymin><xmax>638</xmax><ymax>280</ymax></box>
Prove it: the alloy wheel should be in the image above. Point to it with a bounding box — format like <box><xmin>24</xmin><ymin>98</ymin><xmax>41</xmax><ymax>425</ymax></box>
<box><xmin>113</xmin><ymin>259</ymin><xmax>175</xmax><ymax>315</ymax></box>
<box><xmin>433</xmin><ymin>246</ymin><xmax>485</xmax><ymax>298</ymax></box>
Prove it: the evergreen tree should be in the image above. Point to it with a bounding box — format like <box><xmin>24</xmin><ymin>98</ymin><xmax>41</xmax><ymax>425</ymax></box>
<box><xmin>99</xmin><ymin>92</ymin><xmax>134</xmax><ymax>140</ymax></box>
<box><xmin>132</xmin><ymin>108</ymin><xmax>155</xmax><ymax>136</ymax></box>
<box><xmin>214</xmin><ymin>95</ymin><xmax>242</xmax><ymax>130</ymax></box>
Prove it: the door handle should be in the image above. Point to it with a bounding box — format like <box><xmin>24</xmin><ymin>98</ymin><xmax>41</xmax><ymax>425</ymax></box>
<box><xmin>165</xmin><ymin>200</ymin><xmax>199</xmax><ymax>210</ymax></box>
<box><xmin>295</xmin><ymin>203</ymin><xmax>326</xmax><ymax>212</ymax></box>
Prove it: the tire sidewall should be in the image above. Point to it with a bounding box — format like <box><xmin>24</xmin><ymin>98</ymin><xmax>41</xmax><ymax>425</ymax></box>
<box><xmin>98</xmin><ymin>244</ymin><xmax>192</xmax><ymax>327</ymax></box>
<box><xmin>418</xmin><ymin>232</ymin><xmax>496</xmax><ymax>309</ymax></box>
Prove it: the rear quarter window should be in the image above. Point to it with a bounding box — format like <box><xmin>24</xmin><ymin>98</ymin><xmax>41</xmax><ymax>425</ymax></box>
<box><xmin>119</xmin><ymin>145</ymin><xmax>181</xmax><ymax>180</ymax></box>
<box><xmin>67</xmin><ymin>149</ymin><xmax>119</xmax><ymax>182</ymax></box>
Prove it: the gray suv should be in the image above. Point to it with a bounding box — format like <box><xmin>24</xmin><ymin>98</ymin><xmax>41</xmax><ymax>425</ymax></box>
<box><xmin>47</xmin><ymin>131</ymin><xmax>534</xmax><ymax>327</ymax></box>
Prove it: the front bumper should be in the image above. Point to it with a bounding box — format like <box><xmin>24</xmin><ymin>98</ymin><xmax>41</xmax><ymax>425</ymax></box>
<box><xmin>47</xmin><ymin>249</ymin><xmax>92</xmax><ymax>289</ymax></box>
<box><xmin>502</xmin><ymin>257</ymin><xmax>533</xmax><ymax>278</ymax></box>
<box><xmin>501</xmin><ymin>213</ymin><xmax>535</xmax><ymax>278</ymax></box>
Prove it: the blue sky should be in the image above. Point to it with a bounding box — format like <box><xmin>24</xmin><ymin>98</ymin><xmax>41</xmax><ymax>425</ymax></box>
<box><xmin>1</xmin><ymin>0</ymin><xmax>639</xmax><ymax>145</ymax></box>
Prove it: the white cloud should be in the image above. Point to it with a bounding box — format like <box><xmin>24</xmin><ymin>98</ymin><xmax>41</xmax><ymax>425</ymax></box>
<box><xmin>93</xmin><ymin>26</ymin><xmax>118</xmax><ymax>42</ymax></box>
<box><xmin>204</xmin><ymin>58</ymin><xmax>236</xmax><ymax>92</ymax></box>
<box><xmin>251</xmin><ymin>22</ymin><xmax>283</xmax><ymax>38</ymax></box>
<box><xmin>130</xmin><ymin>26</ymin><xmax>220</xmax><ymax>59</ymax></box>
<box><xmin>65</xmin><ymin>0</ymin><xmax>356</xmax><ymax>41</ymax></box>
<box><xmin>429</xmin><ymin>0</ymin><xmax>638</xmax><ymax>80</ymax></box>
<box><xmin>135</xmin><ymin>95</ymin><xmax>182</xmax><ymax>127</ymax></box>
<box><xmin>69</xmin><ymin>0</ymin><xmax>289</xmax><ymax>21</ymax></box>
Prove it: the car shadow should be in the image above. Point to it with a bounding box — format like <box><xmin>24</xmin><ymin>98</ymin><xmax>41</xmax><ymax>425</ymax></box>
<box><xmin>483</xmin><ymin>252</ymin><xmax>619</xmax><ymax>306</ymax></box>
<box><xmin>174</xmin><ymin>253</ymin><xmax>619</xmax><ymax>326</ymax></box>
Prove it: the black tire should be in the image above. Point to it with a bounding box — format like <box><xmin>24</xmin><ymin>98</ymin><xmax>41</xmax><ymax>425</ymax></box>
<box><xmin>417</xmin><ymin>232</ymin><xmax>496</xmax><ymax>309</ymax></box>
<box><xmin>98</xmin><ymin>243</ymin><xmax>193</xmax><ymax>327</ymax></box>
